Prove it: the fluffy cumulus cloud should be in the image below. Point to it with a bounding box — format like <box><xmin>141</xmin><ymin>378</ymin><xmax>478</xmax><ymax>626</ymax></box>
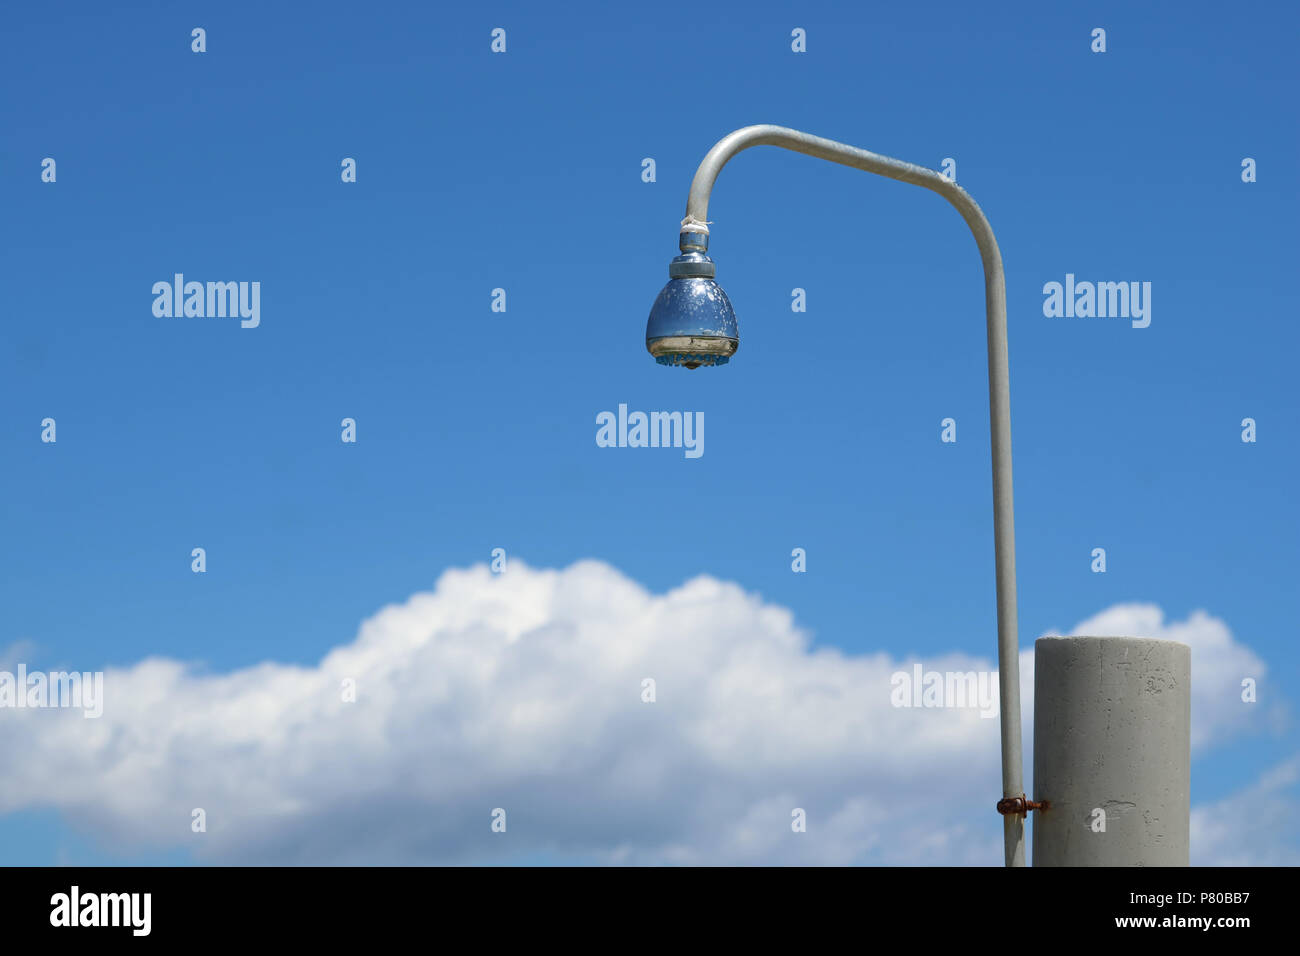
<box><xmin>0</xmin><ymin>561</ymin><xmax>1288</xmax><ymax>864</ymax></box>
<box><xmin>1043</xmin><ymin>603</ymin><xmax>1280</xmax><ymax>751</ymax></box>
<box><xmin>1191</xmin><ymin>755</ymin><xmax>1300</xmax><ymax>866</ymax></box>
<box><xmin>1031</xmin><ymin>604</ymin><xmax>1297</xmax><ymax>864</ymax></box>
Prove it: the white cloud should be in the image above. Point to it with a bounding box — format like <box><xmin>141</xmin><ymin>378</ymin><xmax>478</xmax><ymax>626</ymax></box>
<box><xmin>1045</xmin><ymin>603</ymin><xmax>1280</xmax><ymax>750</ymax></box>
<box><xmin>1191</xmin><ymin>755</ymin><xmax>1300</xmax><ymax>865</ymax></box>
<box><xmin>0</xmin><ymin>561</ymin><xmax>1285</xmax><ymax>864</ymax></box>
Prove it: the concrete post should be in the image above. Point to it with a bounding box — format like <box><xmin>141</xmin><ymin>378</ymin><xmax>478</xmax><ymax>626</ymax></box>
<box><xmin>1032</xmin><ymin>636</ymin><xmax>1190</xmax><ymax>866</ymax></box>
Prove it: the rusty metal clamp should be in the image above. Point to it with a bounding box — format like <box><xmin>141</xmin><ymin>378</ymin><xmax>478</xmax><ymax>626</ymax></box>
<box><xmin>996</xmin><ymin>794</ymin><xmax>1047</xmax><ymax>816</ymax></box>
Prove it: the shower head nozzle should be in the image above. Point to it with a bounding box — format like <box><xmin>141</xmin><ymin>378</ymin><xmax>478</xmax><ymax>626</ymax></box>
<box><xmin>644</xmin><ymin>236</ymin><xmax>739</xmax><ymax>370</ymax></box>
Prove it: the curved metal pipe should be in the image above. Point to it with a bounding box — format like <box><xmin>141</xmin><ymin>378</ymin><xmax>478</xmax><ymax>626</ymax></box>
<box><xmin>682</xmin><ymin>125</ymin><xmax>1025</xmax><ymax>866</ymax></box>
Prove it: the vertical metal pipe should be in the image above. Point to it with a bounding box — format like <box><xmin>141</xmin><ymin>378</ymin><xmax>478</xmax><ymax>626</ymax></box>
<box><xmin>1033</xmin><ymin>636</ymin><xmax>1191</xmax><ymax>866</ymax></box>
<box><xmin>682</xmin><ymin>126</ymin><xmax>1026</xmax><ymax>865</ymax></box>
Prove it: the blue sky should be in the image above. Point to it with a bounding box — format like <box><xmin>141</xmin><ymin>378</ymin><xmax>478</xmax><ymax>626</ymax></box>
<box><xmin>1</xmin><ymin>0</ymin><xmax>1296</xmax><ymax>865</ymax></box>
